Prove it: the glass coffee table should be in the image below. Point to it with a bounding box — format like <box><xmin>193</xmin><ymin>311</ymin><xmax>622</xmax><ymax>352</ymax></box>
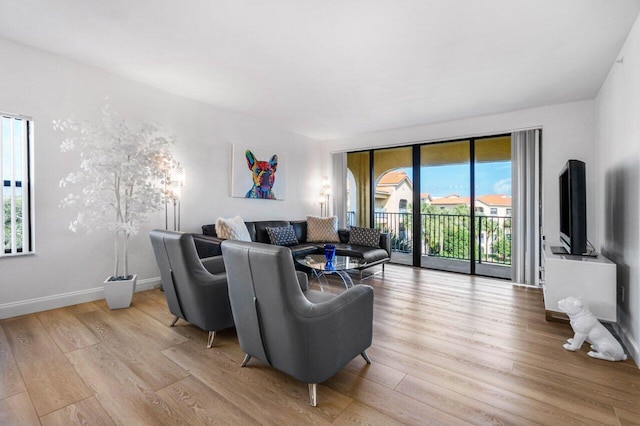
<box><xmin>295</xmin><ymin>254</ymin><xmax>366</xmax><ymax>290</ymax></box>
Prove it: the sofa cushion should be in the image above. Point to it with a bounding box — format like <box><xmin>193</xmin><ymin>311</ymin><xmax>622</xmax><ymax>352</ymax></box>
<box><xmin>306</xmin><ymin>216</ymin><xmax>340</xmax><ymax>243</ymax></box>
<box><xmin>334</xmin><ymin>243</ymin><xmax>389</xmax><ymax>263</ymax></box>
<box><xmin>290</xmin><ymin>221</ymin><xmax>308</xmax><ymax>243</ymax></box>
<box><xmin>289</xmin><ymin>244</ymin><xmax>319</xmax><ymax>257</ymax></box>
<box><xmin>251</xmin><ymin>221</ymin><xmax>291</xmax><ymax>244</ymax></box>
<box><xmin>266</xmin><ymin>225</ymin><xmax>299</xmax><ymax>246</ymax></box>
<box><xmin>202</xmin><ymin>224</ymin><xmax>217</xmax><ymax>236</ymax></box>
<box><xmin>348</xmin><ymin>226</ymin><xmax>381</xmax><ymax>248</ymax></box>
<box><xmin>215</xmin><ymin>216</ymin><xmax>252</xmax><ymax>241</ymax></box>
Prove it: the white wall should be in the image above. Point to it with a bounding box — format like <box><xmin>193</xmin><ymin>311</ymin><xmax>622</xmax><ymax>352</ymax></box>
<box><xmin>322</xmin><ymin>100</ymin><xmax>597</xmax><ymax>253</ymax></box>
<box><xmin>0</xmin><ymin>38</ymin><xmax>321</xmax><ymax>318</ymax></box>
<box><xmin>595</xmin><ymin>14</ymin><xmax>640</xmax><ymax>365</ymax></box>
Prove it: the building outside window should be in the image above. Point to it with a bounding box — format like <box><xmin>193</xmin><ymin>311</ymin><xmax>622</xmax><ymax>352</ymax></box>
<box><xmin>2</xmin><ymin>113</ymin><xmax>33</xmax><ymax>255</ymax></box>
<box><xmin>490</xmin><ymin>207</ymin><xmax>498</xmax><ymax>215</ymax></box>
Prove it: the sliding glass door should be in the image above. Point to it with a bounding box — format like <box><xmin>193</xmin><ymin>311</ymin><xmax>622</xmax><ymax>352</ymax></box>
<box><xmin>420</xmin><ymin>141</ymin><xmax>471</xmax><ymax>274</ymax></box>
<box><xmin>346</xmin><ymin>151</ymin><xmax>371</xmax><ymax>228</ymax></box>
<box><xmin>346</xmin><ymin>134</ymin><xmax>513</xmax><ymax>279</ymax></box>
<box><xmin>373</xmin><ymin>147</ymin><xmax>413</xmax><ymax>265</ymax></box>
<box><xmin>474</xmin><ymin>136</ymin><xmax>512</xmax><ymax>279</ymax></box>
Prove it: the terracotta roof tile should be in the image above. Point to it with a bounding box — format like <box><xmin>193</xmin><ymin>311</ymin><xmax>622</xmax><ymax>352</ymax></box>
<box><xmin>378</xmin><ymin>171</ymin><xmax>409</xmax><ymax>185</ymax></box>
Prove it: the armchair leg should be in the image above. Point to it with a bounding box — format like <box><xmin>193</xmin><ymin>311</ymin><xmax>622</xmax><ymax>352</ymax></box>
<box><xmin>361</xmin><ymin>350</ymin><xmax>372</xmax><ymax>364</ymax></box>
<box><xmin>169</xmin><ymin>316</ymin><xmax>179</xmax><ymax>327</ymax></box>
<box><xmin>206</xmin><ymin>331</ymin><xmax>216</xmax><ymax>348</ymax></box>
<box><xmin>308</xmin><ymin>383</ymin><xmax>317</xmax><ymax>407</ymax></box>
<box><xmin>240</xmin><ymin>354</ymin><xmax>252</xmax><ymax>367</ymax></box>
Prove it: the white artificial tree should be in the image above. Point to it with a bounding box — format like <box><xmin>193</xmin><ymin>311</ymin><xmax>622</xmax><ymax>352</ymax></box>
<box><xmin>56</xmin><ymin>104</ymin><xmax>178</xmax><ymax>280</ymax></box>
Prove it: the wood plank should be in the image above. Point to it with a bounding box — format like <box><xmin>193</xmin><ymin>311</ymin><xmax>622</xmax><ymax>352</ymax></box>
<box><xmin>2</xmin><ymin>265</ymin><xmax>640</xmax><ymax>424</ymax></box>
<box><xmin>342</xmin><ymin>354</ymin><xmax>406</xmax><ymax>390</ymax></box>
<box><xmin>65</xmin><ymin>343</ymin><xmax>189</xmax><ymax>425</ymax></box>
<box><xmin>615</xmin><ymin>406</ymin><xmax>640</xmax><ymax>426</ymax></box>
<box><xmin>64</xmin><ymin>301</ymin><xmax>102</xmax><ymax>316</ymax></box>
<box><xmin>0</xmin><ymin>392</ymin><xmax>40</xmax><ymax>426</ymax></box>
<box><xmin>365</xmin><ymin>344</ymin><xmax>604</xmax><ymax>426</ymax></box>
<box><xmin>36</xmin><ymin>307</ymin><xmax>100</xmax><ymax>353</ymax></box>
<box><xmin>512</xmin><ymin>361</ymin><xmax>640</xmax><ymax>414</ymax></box>
<box><xmin>162</xmin><ymin>340</ymin><xmax>345</xmax><ymax>424</ymax></box>
<box><xmin>325</xmin><ymin>368</ymin><xmax>471</xmax><ymax>425</ymax></box>
<box><xmin>1</xmin><ymin>315</ymin><xmax>93</xmax><ymax>416</ymax></box>
<box><xmin>395</xmin><ymin>374</ymin><xmax>537</xmax><ymax>425</ymax></box>
<box><xmin>39</xmin><ymin>396</ymin><xmax>115</xmax><ymax>426</ymax></box>
<box><xmin>112</xmin><ymin>291</ymin><xmax>206</xmax><ymax>342</ymax></box>
<box><xmin>0</xmin><ymin>324</ymin><xmax>26</xmax><ymax>400</ymax></box>
<box><xmin>104</xmin><ymin>305</ymin><xmax>190</xmax><ymax>350</ymax></box>
<box><xmin>75</xmin><ymin>309</ymin><xmax>189</xmax><ymax>391</ymax></box>
<box><xmin>474</xmin><ymin>329</ymin><xmax>640</xmax><ymax>389</ymax></box>
<box><xmin>332</xmin><ymin>400</ymin><xmax>405</xmax><ymax>426</ymax></box>
<box><xmin>156</xmin><ymin>375</ymin><xmax>259</xmax><ymax>425</ymax></box>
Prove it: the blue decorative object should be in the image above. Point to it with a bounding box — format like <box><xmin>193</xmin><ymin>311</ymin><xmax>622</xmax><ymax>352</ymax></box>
<box><xmin>325</xmin><ymin>260</ymin><xmax>335</xmax><ymax>271</ymax></box>
<box><xmin>324</xmin><ymin>244</ymin><xmax>336</xmax><ymax>262</ymax></box>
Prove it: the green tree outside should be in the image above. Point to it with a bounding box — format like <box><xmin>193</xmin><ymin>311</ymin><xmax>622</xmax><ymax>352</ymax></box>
<box><xmin>381</xmin><ymin>201</ymin><xmax>511</xmax><ymax>264</ymax></box>
<box><xmin>3</xmin><ymin>197</ymin><xmax>23</xmax><ymax>251</ymax></box>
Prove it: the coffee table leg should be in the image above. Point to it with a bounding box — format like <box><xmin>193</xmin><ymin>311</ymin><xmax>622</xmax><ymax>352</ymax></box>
<box><xmin>311</xmin><ymin>269</ymin><xmax>326</xmax><ymax>291</ymax></box>
<box><xmin>335</xmin><ymin>271</ymin><xmax>354</xmax><ymax>289</ymax></box>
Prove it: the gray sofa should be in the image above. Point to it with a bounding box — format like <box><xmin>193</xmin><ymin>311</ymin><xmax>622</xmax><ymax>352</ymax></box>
<box><xmin>192</xmin><ymin>219</ymin><xmax>391</xmax><ymax>276</ymax></box>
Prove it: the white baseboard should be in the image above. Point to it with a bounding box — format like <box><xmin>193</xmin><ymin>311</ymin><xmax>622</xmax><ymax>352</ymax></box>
<box><xmin>0</xmin><ymin>277</ymin><xmax>161</xmax><ymax>320</ymax></box>
<box><xmin>614</xmin><ymin>307</ymin><xmax>640</xmax><ymax>369</ymax></box>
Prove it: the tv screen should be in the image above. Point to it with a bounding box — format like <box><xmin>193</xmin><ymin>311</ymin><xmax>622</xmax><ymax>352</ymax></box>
<box><xmin>559</xmin><ymin>159</ymin><xmax>587</xmax><ymax>255</ymax></box>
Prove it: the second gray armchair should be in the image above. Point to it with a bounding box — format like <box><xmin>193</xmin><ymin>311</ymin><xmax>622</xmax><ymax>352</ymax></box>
<box><xmin>221</xmin><ymin>240</ymin><xmax>374</xmax><ymax>406</ymax></box>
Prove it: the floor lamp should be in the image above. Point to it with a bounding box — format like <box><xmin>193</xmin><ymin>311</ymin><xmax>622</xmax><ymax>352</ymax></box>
<box><xmin>165</xmin><ymin>164</ymin><xmax>185</xmax><ymax>231</ymax></box>
<box><xmin>319</xmin><ymin>177</ymin><xmax>331</xmax><ymax>217</ymax></box>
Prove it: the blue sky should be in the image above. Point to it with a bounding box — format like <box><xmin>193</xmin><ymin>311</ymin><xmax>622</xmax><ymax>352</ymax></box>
<box><xmin>401</xmin><ymin>160</ymin><xmax>511</xmax><ymax>197</ymax></box>
<box><xmin>2</xmin><ymin>117</ymin><xmax>23</xmax><ymax>181</ymax></box>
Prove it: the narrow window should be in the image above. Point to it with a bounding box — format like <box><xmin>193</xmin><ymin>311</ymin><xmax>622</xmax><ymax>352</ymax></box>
<box><xmin>2</xmin><ymin>113</ymin><xmax>33</xmax><ymax>255</ymax></box>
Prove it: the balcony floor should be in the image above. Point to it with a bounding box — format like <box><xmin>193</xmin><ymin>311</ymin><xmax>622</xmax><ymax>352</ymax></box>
<box><xmin>391</xmin><ymin>252</ymin><xmax>511</xmax><ymax>280</ymax></box>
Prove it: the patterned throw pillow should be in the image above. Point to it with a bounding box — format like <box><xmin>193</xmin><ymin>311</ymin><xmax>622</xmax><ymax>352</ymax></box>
<box><xmin>348</xmin><ymin>226</ymin><xmax>380</xmax><ymax>248</ymax></box>
<box><xmin>215</xmin><ymin>216</ymin><xmax>252</xmax><ymax>242</ymax></box>
<box><xmin>265</xmin><ymin>225</ymin><xmax>299</xmax><ymax>246</ymax></box>
<box><xmin>306</xmin><ymin>216</ymin><xmax>340</xmax><ymax>243</ymax></box>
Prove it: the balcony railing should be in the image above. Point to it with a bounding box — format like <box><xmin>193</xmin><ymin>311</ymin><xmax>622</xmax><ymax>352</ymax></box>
<box><xmin>346</xmin><ymin>210</ymin><xmax>356</xmax><ymax>227</ymax></box>
<box><xmin>350</xmin><ymin>211</ymin><xmax>511</xmax><ymax>266</ymax></box>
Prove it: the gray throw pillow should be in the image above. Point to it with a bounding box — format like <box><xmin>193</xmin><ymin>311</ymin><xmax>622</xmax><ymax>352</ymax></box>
<box><xmin>266</xmin><ymin>225</ymin><xmax>299</xmax><ymax>246</ymax></box>
<box><xmin>348</xmin><ymin>226</ymin><xmax>380</xmax><ymax>248</ymax></box>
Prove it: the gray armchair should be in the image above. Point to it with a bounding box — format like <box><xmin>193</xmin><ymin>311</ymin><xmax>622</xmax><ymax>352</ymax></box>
<box><xmin>221</xmin><ymin>240</ymin><xmax>373</xmax><ymax>406</ymax></box>
<box><xmin>149</xmin><ymin>230</ymin><xmax>234</xmax><ymax>347</ymax></box>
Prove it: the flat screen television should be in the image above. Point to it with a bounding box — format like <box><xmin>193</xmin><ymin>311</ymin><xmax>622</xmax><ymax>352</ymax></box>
<box><xmin>558</xmin><ymin>159</ymin><xmax>588</xmax><ymax>255</ymax></box>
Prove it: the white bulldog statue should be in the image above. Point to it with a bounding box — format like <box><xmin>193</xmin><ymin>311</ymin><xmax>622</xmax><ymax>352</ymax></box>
<box><xmin>558</xmin><ymin>296</ymin><xmax>627</xmax><ymax>362</ymax></box>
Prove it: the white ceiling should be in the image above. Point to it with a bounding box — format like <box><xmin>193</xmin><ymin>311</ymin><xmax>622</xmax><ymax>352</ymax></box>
<box><xmin>1</xmin><ymin>0</ymin><xmax>639</xmax><ymax>139</ymax></box>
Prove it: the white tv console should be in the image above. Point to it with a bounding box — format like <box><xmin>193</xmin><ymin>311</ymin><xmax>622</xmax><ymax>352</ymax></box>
<box><xmin>541</xmin><ymin>245</ymin><xmax>617</xmax><ymax>322</ymax></box>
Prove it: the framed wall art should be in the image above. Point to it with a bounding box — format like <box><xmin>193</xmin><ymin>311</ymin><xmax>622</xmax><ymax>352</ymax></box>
<box><xmin>231</xmin><ymin>144</ymin><xmax>286</xmax><ymax>200</ymax></box>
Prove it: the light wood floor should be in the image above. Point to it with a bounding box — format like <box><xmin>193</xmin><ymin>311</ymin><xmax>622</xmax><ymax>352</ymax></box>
<box><xmin>1</xmin><ymin>264</ymin><xmax>639</xmax><ymax>425</ymax></box>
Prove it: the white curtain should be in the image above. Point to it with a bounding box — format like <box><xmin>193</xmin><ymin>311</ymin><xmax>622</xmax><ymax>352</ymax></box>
<box><xmin>331</xmin><ymin>152</ymin><xmax>347</xmax><ymax>228</ymax></box>
<box><xmin>511</xmin><ymin>129</ymin><xmax>541</xmax><ymax>285</ymax></box>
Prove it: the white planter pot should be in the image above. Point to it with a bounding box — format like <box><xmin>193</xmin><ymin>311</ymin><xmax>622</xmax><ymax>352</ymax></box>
<box><xmin>103</xmin><ymin>274</ymin><xmax>137</xmax><ymax>309</ymax></box>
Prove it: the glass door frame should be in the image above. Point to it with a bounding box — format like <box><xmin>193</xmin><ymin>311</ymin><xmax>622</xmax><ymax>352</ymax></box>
<box><xmin>346</xmin><ymin>132</ymin><xmax>512</xmax><ymax>277</ymax></box>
